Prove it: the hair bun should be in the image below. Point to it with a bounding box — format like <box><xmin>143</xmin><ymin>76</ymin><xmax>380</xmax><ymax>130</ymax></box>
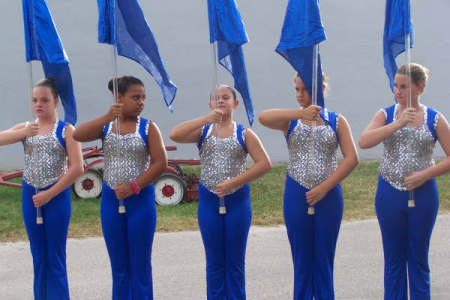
<box><xmin>108</xmin><ymin>77</ymin><xmax>123</xmax><ymax>93</ymax></box>
<box><xmin>107</xmin><ymin>76</ymin><xmax>144</xmax><ymax>95</ymax></box>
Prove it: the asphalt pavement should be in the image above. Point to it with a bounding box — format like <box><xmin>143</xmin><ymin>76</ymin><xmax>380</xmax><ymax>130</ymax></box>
<box><xmin>1</xmin><ymin>214</ymin><xmax>449</xmax><ymax>299</ymax></box>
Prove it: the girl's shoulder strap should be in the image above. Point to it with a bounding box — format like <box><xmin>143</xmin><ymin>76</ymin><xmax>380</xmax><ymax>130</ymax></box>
<box><xmin>236</xmin><ymin>123</ymin><xmax>248</xmax><ymax>153</ymax></box>
<box><xmin>197</xmin><ymin>123</ymin><xmax>212</xmax><ymax>151</ymax></box>
<box><xmin>102</xmin><ymin>122</ymin><xmax>111</xmax><ymax>139</ymax></box>
<box><xmin>383</xmin><ymin>104</ymin><xmax>396</xmax><ymax>125</ymax></box>
<box><xmin>324</xmin><ymin>108</ymin><xmax>338</xmax><ymax>134</ymax></box>
<box><xmin>323</xmin><ymin>108</ymin><xmax>340</xmax><ymax>143</ymax></box>
<box><xmin>56</xmin><ymin>120</ymin><xmax>67</xmax><ymax>149</ymax></box>
<box><xmin>426</xmin><ymin>107</ymin><xmax>439</xmax><ymax>142</ymax></box>
<box><xmin>138</xmin><ymin>117</ymin><xmax>150</xmax><ymax>149</ymax></box>
<box><xmin>285</xmin><ymin>119</ymin><xmax>298</xmax><ymax>143</ymax></box>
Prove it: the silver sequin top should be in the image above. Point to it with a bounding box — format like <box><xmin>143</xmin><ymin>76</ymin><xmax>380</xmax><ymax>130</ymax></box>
<box><xmin>379</xmin><ymin>104</ymin><xmax>437</xmax><ymax>190</ymax></box>
<box><xmin>199</xmin><ymin>122</ymin><xmax>247</xmax><ymax>195</ymax></box>
<box><xmin>23</xmin><ymin>120</ymin><xmax>68</xmax><ymax>189</ymax></box>
<box><xmin>103</xmin><ymin>117</ymin><xmax>150</xmax><ymax>188</ymax></box>
<box><xmin>287</xmin><ymin>110</ymin><xmax>339</xmax><ymax>189</ymax></box>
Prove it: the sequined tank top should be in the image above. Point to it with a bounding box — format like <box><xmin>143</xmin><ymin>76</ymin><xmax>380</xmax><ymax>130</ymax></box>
<box><xmin>199</xmin><ymin>122</ymin><xmax>247</xmax><ymax>194</ymax></box>
<box><xmin>379</xmin><ymin>104</ymin><xmax>437</xmax><ymax>190</ymax></box>
<box><xmin>23</xmin><ymin>120</ymin><xmax>68</xmax><ymax>189</ymax></box>
<box><xmin>287</xmin><ymin>110</ymin><xmax>339</xmax><ymax>189</ymax></box>
<box><xmin>103</xmin><ymin>117</ymin><xmax>151</xmax><ymax>188</ymax></box>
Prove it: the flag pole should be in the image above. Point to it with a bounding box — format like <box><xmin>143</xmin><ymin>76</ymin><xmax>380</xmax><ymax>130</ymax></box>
<box><xmin>111</xmin><ymin>2</ymin><xmax>125</xmax><ymax>214</ymax></box>
<box><xmin>111</xmin><ymin>45</ymin><xmax>125</xmax><ymax>214</ymax></box>
<box><xmin>307</xmin><ymin>44</ymin><xmax>319</xmax><ymax>216</ymax></box>
<box><xmin>405</xmin><ymin>33</ymin><xmax>415</xmax><ymax>208</ymax></box>
<box><xmin>210</xmin><ymin>42</ymin><xmax>226</xmax><ymax>215</ymax></box>
<box><xmin>28</xmin><ymin>2</ymin><xmax>43</xmax><ymax>225</ymax></box>
<box><xmin>27</xmin><ymin>61</ymin><xmax>43</xmax><ymax>224</ymax></box>
<box><xmin>405</xmin><ymin>0</ymin><xmax>415</xmax><ymax>208</ymax></box>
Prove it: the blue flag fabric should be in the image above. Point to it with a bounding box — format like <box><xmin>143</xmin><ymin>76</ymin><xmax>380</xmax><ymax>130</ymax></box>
<box><xmin>98</xmin><ymin>0</ymin><xmax>177</xmax><ymax>111</ymax></box>
<box><xmin>22</xmin><ymin>0</ymin><xmax>77</xmax><ymax>125</ymax></box>
<box><xmin>383</xmin><ymin>0</ymin><xmax>413</xmax><ymax>91</ymax></box>
<box><xmin>207</xmin><ymin>0</ymin><xmax>254</xmax><ymax>126</ymax></box>
<box><xmin>276</xmin><ymin>0</ymin><xmax>326</xmax><ymax>107</ymax></box>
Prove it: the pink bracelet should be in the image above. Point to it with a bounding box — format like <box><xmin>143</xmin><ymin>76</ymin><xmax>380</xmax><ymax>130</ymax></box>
<box><xmin>130</xmin><ymin>180</ymin><xmax>140</xmax><ymax>195</ymax></box>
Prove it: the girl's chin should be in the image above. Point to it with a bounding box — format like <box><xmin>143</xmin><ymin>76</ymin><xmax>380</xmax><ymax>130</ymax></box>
<box><xmin>34</xmin><ymin>113</ymin><xmax>53</xmax><ymax>119</ymax></box>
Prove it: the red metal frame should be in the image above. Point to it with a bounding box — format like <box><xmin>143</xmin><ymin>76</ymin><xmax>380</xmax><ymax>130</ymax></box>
<box><xmin>80</xmin><ymin>146</ymin><xmax>104</xmax><ymax>172</ymax></box>
<box><xmin>169</xmin><ymin>159</ymin><xmax>200</xmax><ymax>166</ymax></box>
<box><xmin>0</xmin><ymin>145</ymin><xmax>201</xmax><ymax>202</ymax></box>
<box><xmin>0</xmin><ymin>170</ymin><xmax>23</xmax><ymax>188</ymax></box>
<box><xmin>166</xmin><ymin>146</ymin><xmax>200</xmax><ymax>201</ymax></box>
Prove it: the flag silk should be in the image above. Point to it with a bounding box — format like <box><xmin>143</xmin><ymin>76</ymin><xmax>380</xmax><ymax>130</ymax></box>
<box><xmin>98</xmin><ymin>0</ymin><xmax>177</xmax><ymax>111</ymax></box>
<box><xmin>22</xmin><ymin>0</ymin><xmax>77</xmax><ymax>124</ymax></box>
<box><xmin>207</xmin><ymin>0</ymin><xmax>254</xmax><ymax>126</ymax></box>
<box><xmin>276</xmin><ymin>0</ymin><xmax>326</xmax><ymax>107</ymax></box>
<box><xmin>383</xmin><ymin>0</ymin><xmax>413</xmax><ymax>91</ymax></box>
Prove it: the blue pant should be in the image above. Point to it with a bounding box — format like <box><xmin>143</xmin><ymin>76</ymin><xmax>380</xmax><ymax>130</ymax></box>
<box><xmin>283</xmin><ymin>175</ymin><xmax>343</xmax><ymax>300</ymax></box>
<box><xmin>22</xmin><ymin>180</ymin><xmax>71</xmax><ymax>300</ymax></box>
<box><xmin>101</xmin><ymin>183</ymin><xmax>157</xmax><ymax>300</ymax></box>
<box><xmin>375</xmin><ymin>176</ymin><xmax>439</xmax><ymax>300</ymax></box>
<box><xmin>198</xmin><ymin>183</ymin><xmax>252</xmax><ymax>300</ymax></box>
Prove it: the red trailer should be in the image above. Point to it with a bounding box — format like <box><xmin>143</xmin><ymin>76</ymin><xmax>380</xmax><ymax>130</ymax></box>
<box><xmin>0</xmin><ymin>146</ymin><xmax>200</xmax><ymax>206</ymax></box>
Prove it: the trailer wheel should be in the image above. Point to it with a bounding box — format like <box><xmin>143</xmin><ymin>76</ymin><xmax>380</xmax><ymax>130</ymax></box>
<box><xmin>154</xmin><ymin>173</ymin><xmax>186</xmax><ymax>206</ymax></box>
<box><xmin>168</xmin><ymin>163</ymin><xmax>184</xmax><ymax>176</ymax></box>
<box><xmin>73</xmin><ymin>169</ymin><xmax>103</xmax><ymax>199</ymax></box>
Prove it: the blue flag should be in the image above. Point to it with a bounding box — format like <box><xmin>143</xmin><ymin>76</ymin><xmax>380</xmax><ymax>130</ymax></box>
<box><xmin>98</xmin><ymin>0</ymin><xmax>177</xmax><ymax>111</ymax></box>
<box><xmin>22</xmin><ymin>0</ymin><xmax>77</xmax><ymax>125</ymax></box>
<box><xmin>276</xmin><ymin>0</ymin><xmax>326</xmax><ymax>107</ymax></box>
<box><xmin>383</xmin><ymin>0</ymin><xmax>413</xmax><ymax>91</ymax></box>
<box><xmin>207</xmin><ymin>0</ymin><xmax>254</xmax><ymax>126</ymax></box>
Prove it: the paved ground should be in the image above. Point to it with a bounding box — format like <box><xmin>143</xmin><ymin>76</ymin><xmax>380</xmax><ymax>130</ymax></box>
<box><xmin>1</xmin><ymin>214</ymin><xmax>449</xmax><ymax>299</ymax></box>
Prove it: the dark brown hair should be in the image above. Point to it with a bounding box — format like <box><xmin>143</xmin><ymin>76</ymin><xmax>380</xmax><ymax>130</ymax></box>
<box><xmin>108</xmin><ymin>76</ymin><xmax>144</xmax><ymax>95</ymax></box>
<box><xmin>210</xmin><ymin>84</ymin><xmax>237</xmax><ymax>101</ymax></box>
<box><xmin>34</xmin><ymin>77</ymin><xmax>58</xmax><ymax>99</ymax></box>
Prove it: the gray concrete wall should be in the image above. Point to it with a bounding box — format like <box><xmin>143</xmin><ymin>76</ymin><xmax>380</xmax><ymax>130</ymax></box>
<box><xmin>0</xmin><ymin>0</ymin><xmax>449</xmax><ymax>168</ymax></box>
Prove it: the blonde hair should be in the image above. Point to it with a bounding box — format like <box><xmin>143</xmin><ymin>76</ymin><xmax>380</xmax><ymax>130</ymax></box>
<box><xmin>295</xmin><ymin>72</ymin><xmax>328</xmax><ymax>96</ymax></box>
<box><xmin>397</xmin><ymin>63</ymin><xmax>429</xmax><ymax>87</ymax></box>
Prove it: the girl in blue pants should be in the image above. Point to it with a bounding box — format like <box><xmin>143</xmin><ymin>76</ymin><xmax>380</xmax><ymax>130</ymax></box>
<box><xmin>170</xmin><ymin>85</ymin><xmax>271</xmax><ymax>299</ymax></box>
<box><xmin>283</xmin><ymin>176</ymin><xmax>343</xmax><ymax>299</ymax></box>
<box><xmin>0</xmin><ymin>77</ymin><xmax>83</xmax><ymax>300</ymax></box>
<box><xmin>360</xmin><ymin>63</ymin><xmax>450</xmax><ymax>300</ymax></box>
<box><xmin>73</xmin><ymin>76</ymin><xmax>167</xmax><ymax>300</ymax></box>
<box><xmin>101</xmin><ymin>183</ymin><xmax>156</xmax><ymax>299</ymax></box>
<box><xmin>259</xmin><ymin>73</ymin><xmax>359</xmax><ymax>299</ymax></box>
<box><xmin>198</xmin><ymin>183</ymin><xmax>252</xmax><ymax>298</ymax></box>
<box><xmin>22</xmin><ymin>181</ymin><xmax>72</xmax><ymax>299</ymax></box>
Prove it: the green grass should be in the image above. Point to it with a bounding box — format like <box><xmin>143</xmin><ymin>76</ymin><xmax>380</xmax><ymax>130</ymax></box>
<box><xmin>341</xmin><ymin>161</ymin><xmax>379</xmax><ymax>220</ymax></box>
<box><xmin>0</xmin><ymin>177</ymin><xmax>105</xmax><ymax>241</ymax></box>
<box><xmin>0</xmin><ymin>162</ymin><xmax>449</xmax><ymax>241</ymax></box>
<box><xmin>0</xmin><ymin>178</ymin><xmax>25</xmax><ymax>241</ymax></box>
